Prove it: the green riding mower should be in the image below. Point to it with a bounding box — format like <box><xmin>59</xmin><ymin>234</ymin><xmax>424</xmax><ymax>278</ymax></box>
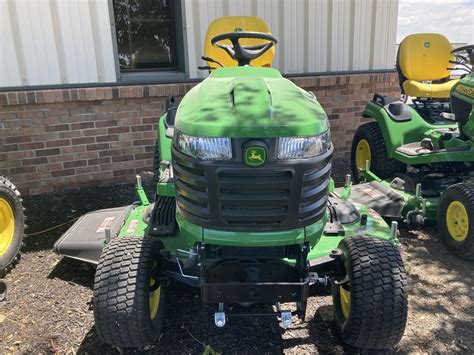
<box><xmin>55</xmin><ymin>17</ymin><xmax>408</xmax><ymax>350</ymax></box>
<box><xmin>350</xmin><ymin>33</ymin><xmax>474</xmax><ymax>260</ymax></box>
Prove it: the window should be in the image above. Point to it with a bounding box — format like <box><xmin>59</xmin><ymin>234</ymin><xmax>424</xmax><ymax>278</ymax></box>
<box><xmin>112</xmin><ymin>0</ymin><xmax>182</xmax><ymax>73</ymax></box>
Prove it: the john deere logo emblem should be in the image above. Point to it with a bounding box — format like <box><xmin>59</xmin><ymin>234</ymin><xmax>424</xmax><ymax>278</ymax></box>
<box><xmin>424</xmin><ymin>41</ymin><xmax>431</xmax><ymax>48</ymax></box>
<box><xmin>245</xmin><ymin>147</ymin><xmax>266</xmax><ymax>167</ymax></box>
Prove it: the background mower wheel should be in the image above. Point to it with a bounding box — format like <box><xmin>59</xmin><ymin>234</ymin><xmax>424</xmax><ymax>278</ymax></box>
<box><xmin>93</xmin><ymin>236</ymin><xmax>166</xmax><ymax>348</ymax></box>
<box><xmin>406</xmin><ymin>211</ymin><xmax>425</xmax><ymax>230</ymax></box>
<box><xmin>351</xmin><ymin>122</ymin><xmax>406</xmax><ymax>182</ymax></box>
<box><xmin>437</xmin><ymin>183</ymin><xmax>474</xmax><ymax>260</ymax></box>
<box><xmin>0</xmin><ymin>177</ymin><xmax>24</xmax><ymax>277</ymax></box>
<box><xmin>332</xmin><ymin>236</ymin><xmax>408</xmax><ymax>349</ymax></box>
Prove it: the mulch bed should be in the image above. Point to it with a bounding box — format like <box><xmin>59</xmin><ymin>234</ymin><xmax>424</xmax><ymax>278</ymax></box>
<box><xmin>1</xmin><ymin>163</ymin><xmax>473</xmax><ymax>354</ymax></box>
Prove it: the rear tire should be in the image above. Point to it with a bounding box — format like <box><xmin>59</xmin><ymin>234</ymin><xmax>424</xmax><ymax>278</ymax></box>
<box><xmin>332</xmin><ymin>236</ymin><xmax>408</xmax><ymax>349</ymax></box>
<box><xmin>351</xmin><ymin>122</ymin><xmax>406</xmax><ymax>182</ymax></box>
<box><xmin>0</xmin><ymin>177</ymin><xmax>24</xmax><ymax>277</ymax></box>
<box><xmin>437</xmin><ymin>183</ymin><xmax>474</xmax><ymax>260</ymax></box>
<box><xmin>93</xmin><ymin>236</ymin><xmax>166</xmax><ymax>348</ymax></box>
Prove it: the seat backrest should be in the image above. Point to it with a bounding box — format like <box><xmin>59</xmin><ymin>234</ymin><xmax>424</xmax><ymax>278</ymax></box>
<box><xmin>397</xmin><ymin>33</ymin><xmax>454</xmax><ymax>81</ymax></box>
<box><xmin>204</xmin><ymin>16</ymin><xmax>275</xmax><ymax>68</ymax></box>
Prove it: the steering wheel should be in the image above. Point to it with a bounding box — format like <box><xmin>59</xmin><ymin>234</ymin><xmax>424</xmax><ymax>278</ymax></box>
<box><xmin>211</xmin><ymin>31</ymin><xmax>277</xmax><ymax>66</ymax></box>
<box><xmin>451</xmin><ymin>44</ymin><xmax>474</xmax><ymax>65</ymax></box>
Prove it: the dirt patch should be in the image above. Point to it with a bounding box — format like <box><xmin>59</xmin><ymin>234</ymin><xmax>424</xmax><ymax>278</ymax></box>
<box><xmin>0</xmin><ymin>173</ymin><xmax>473</xmax><ymax>354</ymax></box>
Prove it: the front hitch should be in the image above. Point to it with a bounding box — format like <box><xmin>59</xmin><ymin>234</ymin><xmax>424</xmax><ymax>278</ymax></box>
<box><xmin>309</xmin><ymin>248</ymin><xmax>346</xmax><ymax>281</ymax></box>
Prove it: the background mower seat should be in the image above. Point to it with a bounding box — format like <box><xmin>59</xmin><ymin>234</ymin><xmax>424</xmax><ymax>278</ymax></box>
<box><xmin>204</xmin><ymin>16</ymin><xmax>275</xmax><ymax>68</ymax></box>
<box><xmin>397</xmin><ymin>33</ymin><xmax>457</xmax><ymax>98</ymax></box>
<box><xmin>402</xmin><ymin>79</ymin><xmax>458</xmax><ymax>99</ymax></box>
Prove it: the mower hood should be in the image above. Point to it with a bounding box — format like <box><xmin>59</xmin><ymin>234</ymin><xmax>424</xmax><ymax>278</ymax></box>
<box><xmin>175</xmin><ymin>67</ymin><xmax>329</xmax><ymax>138</ymax></box>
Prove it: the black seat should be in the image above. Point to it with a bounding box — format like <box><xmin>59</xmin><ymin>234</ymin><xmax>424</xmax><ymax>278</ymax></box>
<box><xmin>386</xmin><ymin>101</ymin><xmax>412</xmax><ymax>121</ymax></box>
<box><xmin>164</xmin><ymin>97</ymin><xmax>178</xmax><ymax>128</ymax></box>
<box><xmin>165</xmin><ymin>107</ymin><xmax>178</xmax><ymax>128</ymax></box>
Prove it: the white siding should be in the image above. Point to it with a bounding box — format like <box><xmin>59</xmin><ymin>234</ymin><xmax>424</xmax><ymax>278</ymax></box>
<box><xmin>307</xmin><ymin>0</ymin><xmax>329</xmax><ymax>73</ymax></box>
<box><xmin>0</xmin><ymin>0</ymin><xmax>399</xmax><ymax>87</ymax></box>
<box><xmin>185</xmin><ymin>0</ymin><xmax>399</xmax><ymax>78</ymax></box>
<box><xmin>1</xmin><ymin>0</ymin><xmax>23</xmax><ymax>87</ymax></box>
<box><xmin>0</xmin><ymin>0</ymin><xmax>116</xmax><ymax>88</ymax></box>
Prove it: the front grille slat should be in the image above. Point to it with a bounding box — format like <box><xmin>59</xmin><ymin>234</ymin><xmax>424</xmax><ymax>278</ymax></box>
<box><xmin>218</xmin><ymin>169</ymin><xmax>291</xmax><ymax>226</ymax></box>
<box><xmin>177</xmin><ymin>196</ymin><xmax>209</xmax><ymax>220</ymax></box>
<box><xmin>301</xmin><ymin>179</ymin><xmax>330</xmax><ymax>202</ymax></box>
<box><xmin>221</xmin><ymin>197</ymin><xmax>289</xmax><ymax>207</ymax></box>
<box><xmin>219</xmin><ymin>182</ymin><xmax>290</xmax><ymax>190</ymax></box>
<box><xmin>219</xmin><ymin>171</ymin><xmax>292</xmax><ymax>191</ymax></box>
<box><xmin>303</xmin><ymin>163</ymin><xmax>332</xmax><ymax>186</ymax></box>
<box><xmin>223</xmin><ymin>208</ymin><xmax>287</xmax><ymax>221</ymax></box>
<box><xmin>173</xmin><ymin>163</ymin><xmax>207</xmax><ymax>186</ymax></box>
<box><xmin>221</xmin><ymin>196</ymin><xmax>288</xmax><ymax>207</ymax></box>
<box><xmin>175</xmin><ymin>179</ymin><xmax>208</xmax><ymax>204</ymax></box>
<box><xmin>220</xmin><ymin>172</ymin><xmax>291</xmax><ymax>183</ymax></box>
<box><xmin>221</xmin><ymin>190</ymin><xmax>289</xmax><ymax>200</ymax></box>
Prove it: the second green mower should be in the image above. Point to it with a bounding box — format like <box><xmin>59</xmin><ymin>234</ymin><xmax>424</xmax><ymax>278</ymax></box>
<box><xmin>350</xmin><ymin>34</ymin><xmax>474</xmax><ymax>259</ymax></box>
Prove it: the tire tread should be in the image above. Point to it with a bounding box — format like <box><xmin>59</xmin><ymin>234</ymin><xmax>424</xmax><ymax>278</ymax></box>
<box><xmin>93</xmin><ymin>236</ymin><xmax>163</xmax><ymax>348</ymax></box>
<box><xmin>437</xmin><ymin>183</ymin><xmax>474</xmax><ymax>260</ymax></box>
<box><xmin>0</xmin><ymin>176</ymin><xmax>24</xmax><ymax>277</ymax></box>
<box><xmin>336</xmin><ymin>236</ymin><xmax>408</xmax><ymax>349</ymax></box>
<box><xmin>351</xmin><ymin>122</ymin><xmax>406</xmax><ymax>181</ymax></box>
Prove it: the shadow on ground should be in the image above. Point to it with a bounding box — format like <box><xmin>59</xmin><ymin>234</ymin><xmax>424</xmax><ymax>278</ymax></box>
<box><xmin>22</xmin><ymin>179</ymin><xmax>156</xmax><ymax>253</ymax></box>
<box><xmin>396</xmin><ymin>225</ymin><xmax>473</xmax><ymax>352</ymax></box>
<box><xmin>47</xmin><ymin>258</ymin><xmax>95</xmax><ymax>289</ymax></box>
<box><xmin>74</xmin><ymin>282</ymin><xmax>348</xmax><ymax>355</ymax></box>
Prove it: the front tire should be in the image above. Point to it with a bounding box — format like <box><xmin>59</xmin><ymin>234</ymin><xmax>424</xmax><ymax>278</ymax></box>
<box><xmin>351</xmin><ymin>122</ymin><xmax>406</xmax><ymax>182</ymax></box>
<box><xmin>93</xmin><ymin>236</ymin><xmax>166</xmax><ymax>348</ymax></box>
<box><xmin>0</xmin><ymin>177</ymin><xmax>24</xmax><ymax>277</ymax></box>
<box><xmin>437</xmin><ymin>183</ymin><xmax>474</xmax><ymax>260</ymax></box>
<box><xmin>332</xmin><ymin>236</ymin><xmax>408</xmax><ymax>349</ymax></box>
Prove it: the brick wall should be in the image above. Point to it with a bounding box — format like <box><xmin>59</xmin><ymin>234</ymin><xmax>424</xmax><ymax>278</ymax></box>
<box><xmin>0</xmin><ymin>72</ymin><xmax>400</xmax><ymax>195</ymax></box>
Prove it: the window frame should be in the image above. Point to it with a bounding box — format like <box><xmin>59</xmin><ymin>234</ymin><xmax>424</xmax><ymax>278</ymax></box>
<box><xmin>108</xmin><ymin>0</ymin><xmax>187</xmax><ymax>83</ymax></box>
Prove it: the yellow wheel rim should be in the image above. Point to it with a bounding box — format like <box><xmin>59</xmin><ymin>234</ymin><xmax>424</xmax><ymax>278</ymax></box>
<box><xmin>340</xmin><ymin>286</ymin><xmax>351</xmax><ymax>319</ymax></box>
<box><xmin>355</xmin><ymin>139</ymin><xmax>371</xmax><ymax>171</ymax></box>
<box><xmin>149</xmin><ymin>277</ymin><xmax>161</xmax><ymax>320</ymax></box>
<box><xmin>446</xmin><ymin>201</ymin><xmax>469</xmax><ymax>241</ymax></box>
<box><xmin>0</xmin><ymin>198</ymin><xmax>15</xmax><ymax>256</ymax></box>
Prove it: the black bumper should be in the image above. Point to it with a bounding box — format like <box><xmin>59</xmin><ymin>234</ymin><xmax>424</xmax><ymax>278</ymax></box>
<box><xmin>201</xmin><ymin>259</ymin><xmax>309</xmax><ymax>303</ymax></box>
<box><xmin>164</xmin><ymin>244</ymin><xmax>345</xmax><ymax>305</ymax></box>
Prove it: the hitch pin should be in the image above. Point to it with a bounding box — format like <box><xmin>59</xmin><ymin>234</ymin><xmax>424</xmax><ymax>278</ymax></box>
<box><xmin>135</xmin><ymin>174</ymin><xmax>150</xmax><ymax>206</ymax></box>
<box><xmin>390</xmin><ymin>221</ymin><xmax>398</xmax><ymax>240</ymax></box>
<box><xmin>340</xmin><ymin>174</ymin><xmax>352</xmax><ymax>200</ymax></box>
<box><xmin>136</xmin><ymin>174</ymin><xmax>142</xmax><ymax>189</ymax></box>
<box><xmin>345</xmin><ymin>174</ymin><xmax>351</xmax><ymax>187</ymax></box>
<box><xmin>415</xmin><ymin>183</ymin><xmax>422</xmax><ymax>199</ymax></box>
<box><xmin>214</xmin><ymin>303</ymin><xmax>226</xmax><ymax>328</ymax></box>
<box><xmin>281</xmin><ymin>310</ymin><xmax>293</xmax><ymax>328</ymax></box>
<box><xmin>309</xmin><ymin>272</ymin><xmax>329</xmax><ymax>285</ymax></box>
<box><xmin>104</xmin><ymin>228</ymin><xmax>111</xmax><ymax>244</ymax></box>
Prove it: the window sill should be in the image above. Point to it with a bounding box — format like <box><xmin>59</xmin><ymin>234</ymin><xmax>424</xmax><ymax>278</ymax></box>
<box><xmin>118</xmin><ymin>71</ymin><xmax>186</xmax><ymax>84</ymax></box>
